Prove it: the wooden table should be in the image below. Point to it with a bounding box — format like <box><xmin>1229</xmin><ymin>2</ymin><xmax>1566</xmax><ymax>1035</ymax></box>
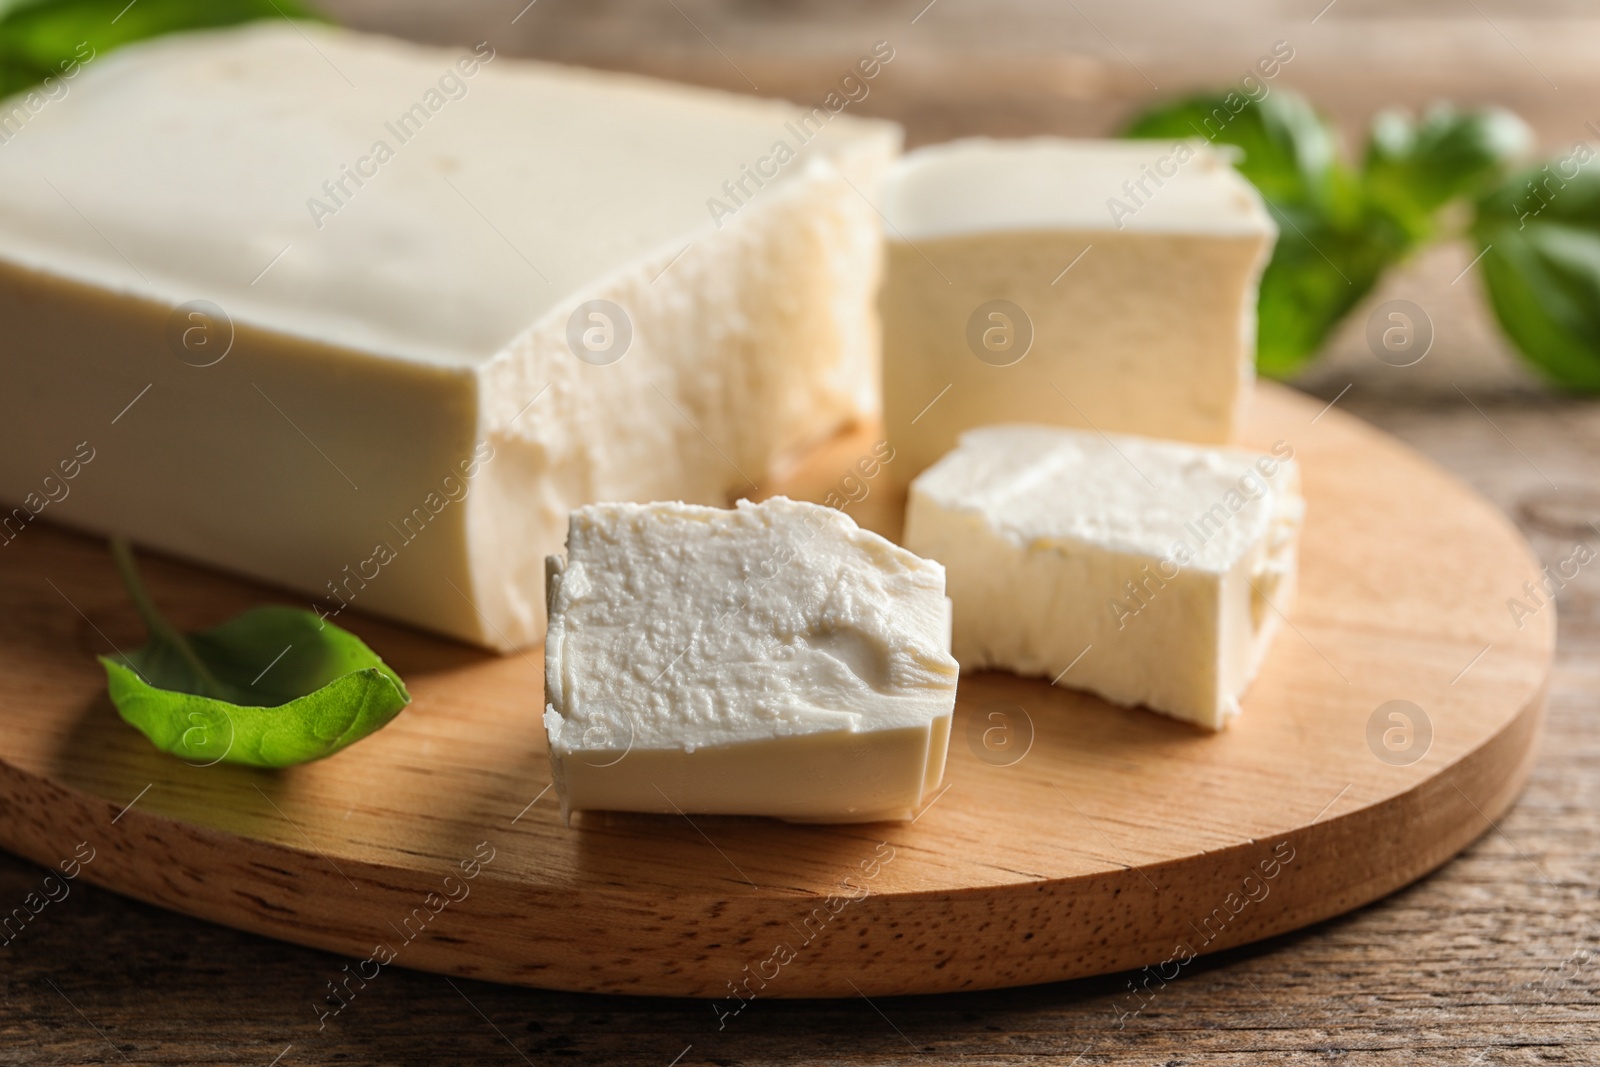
<box><xmin>4</xmin><ymin>2</ymin><xmax>1598</xmax><ymax>1063</ymax></box>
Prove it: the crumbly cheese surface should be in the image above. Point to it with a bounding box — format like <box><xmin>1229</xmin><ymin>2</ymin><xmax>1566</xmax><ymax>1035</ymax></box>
<box><xmin>910</xmin><ymin>425</ymin><xmax>1285</xmax><ymax>571</ymax></box>
<box><xmin>544</xmin><ymin>498</ymin><xmax>959</xmax><ymax>821</ymax></box>
<box><xmin>0</xmin><ymin>25</ymin><xmax>898</xmax><ymax>650</ymax></box>
<box><xmin>905</xmin><ymin>426</ymin><xmax>1302</xmax><ymax>730</ymax></box>
<box><xmin>879</xmin><ymin>137</ymin><xmax>1276</xmax><ymax>481</ymax></box>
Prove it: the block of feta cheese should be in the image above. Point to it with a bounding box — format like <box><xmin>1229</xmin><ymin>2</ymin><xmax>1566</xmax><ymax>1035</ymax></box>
<box><xmin>0</xmin><ymin>24</ymin><xmax>900</xmax><ymax>649</ymax></box>
<box><xmin>543</xmin><ymin>497</ymin><xmax>959</xmax><ymax>822</ymax></box>
<box><xmin>904</xmin><ymin>426</ymin><xmax>1302</xmax><ymax>730</ymax></box>
<box><xmin>880</xmin><ymin>138</ymin><xmax>1276</xmax><ymax>482</ymax></box>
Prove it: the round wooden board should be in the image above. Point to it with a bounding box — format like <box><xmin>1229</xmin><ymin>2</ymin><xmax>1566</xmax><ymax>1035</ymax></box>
<box><xmin>0</xmin><ymin>382</ymin><xmax>1553</xmax><ymax>999</ymax></box>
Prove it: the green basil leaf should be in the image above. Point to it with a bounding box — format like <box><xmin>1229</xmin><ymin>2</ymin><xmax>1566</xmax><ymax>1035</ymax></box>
<box><xmin>1472</xmin><ymin>162</ymin><xmax>1600</xmax><ymax>391</ymax></box>
<box><xmin>1255</xmin><ymin>206</ymin><xmax>1396</xmax><ymax>378</ymax></box>
<box><xmin>1123</xmin><ymin>89</ymin><xmax>1400</xmax><ymax>377</ymax></box>
<box><xmin>0</xmin><ymin>0</ymin><xmax>324</xmax><ymax>99</ymax></box>
<box><xmin>99</xmin><ymin>539</ymin><xmax>409</xmax><ymax>768</ymax></box>
<box><xmin>1364</xmin><ymin>105</ymin><xmax>1531</xmax><ymax>241</ymax></box>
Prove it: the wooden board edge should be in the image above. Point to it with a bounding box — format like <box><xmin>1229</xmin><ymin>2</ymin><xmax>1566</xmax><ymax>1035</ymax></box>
<box><xmin>0</xmin><ymin>667</ymin><xmax>1548</xmax><ymax>998</ymax></box>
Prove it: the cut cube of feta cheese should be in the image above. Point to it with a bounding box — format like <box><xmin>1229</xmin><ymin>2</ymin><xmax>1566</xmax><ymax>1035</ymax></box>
<box><xmin>543</xmin><ymin>497</ymin><xmax>958</xmax><ymax>822</ymax></box>
<box><xmin>880</xmin><ymin>138</ymin><xmax>1276</xmax><ymax>482</ymax></box>
<box><xmin>903</xmin><ymin>426</ymin><xmax>1302</xmax><ymax>730</ymax></box>
<box><xmin>0</xmin><ymin>24</ymin><xmax>899</xmax><ymax>650</ymax></box>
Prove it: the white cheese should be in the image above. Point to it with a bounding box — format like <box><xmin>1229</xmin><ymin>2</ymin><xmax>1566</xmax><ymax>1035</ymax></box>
<box><xmin>544</xmin><ymin>497</ymin><xmax>958</xmax><ymax>822</ymax></box>
<box><xmin>879</xmin><ymin>137</ymin><xmax>1276</xmax><ymax>482</ymax></box>
<box><xmin>904</xmin><ymin>426</ymin><xmax>1302</xmax><ymax>730</ymax></box>
<box><xmin>0</xmin><ymin>24</ymin><xmax>899</xmax><ymax>649</ymax></box>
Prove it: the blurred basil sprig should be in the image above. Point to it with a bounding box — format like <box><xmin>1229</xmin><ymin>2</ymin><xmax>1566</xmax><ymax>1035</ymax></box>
<box><xmin>0</xmin><ymin>0</ymin><xmax>323</xmax><ymax>99</ymax></box>
<box><xmin>1124</xmin><ymin>90</ymin><xmax>1600</xmax><ymax>390</ymax></box>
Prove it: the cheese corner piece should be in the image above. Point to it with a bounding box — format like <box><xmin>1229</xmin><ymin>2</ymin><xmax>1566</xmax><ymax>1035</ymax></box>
<box><xmin>0</xmin><ymin>25</ymin><xmax>899</xmax><ymax>651</ymax></box>
<box><xmin>543</xmin><ymin>497</ymin><xmax>959</xmax><ymax>823</ymax></box>
<box><xmin>881</xmin><ymin>137</ymin><xmax>1276</xmax><ymax>481</ymax></box>
<box><xmin>904</xmin><ymin>426</ymin><xmax>1302</xmax><ymax>730</ymax></box>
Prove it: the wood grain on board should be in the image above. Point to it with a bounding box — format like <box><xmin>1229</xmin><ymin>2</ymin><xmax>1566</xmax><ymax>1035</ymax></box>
<box><xmin>0</xmin><ymin>383</ymin><xmax>1553</xmax><ymax>998</ymax></box>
